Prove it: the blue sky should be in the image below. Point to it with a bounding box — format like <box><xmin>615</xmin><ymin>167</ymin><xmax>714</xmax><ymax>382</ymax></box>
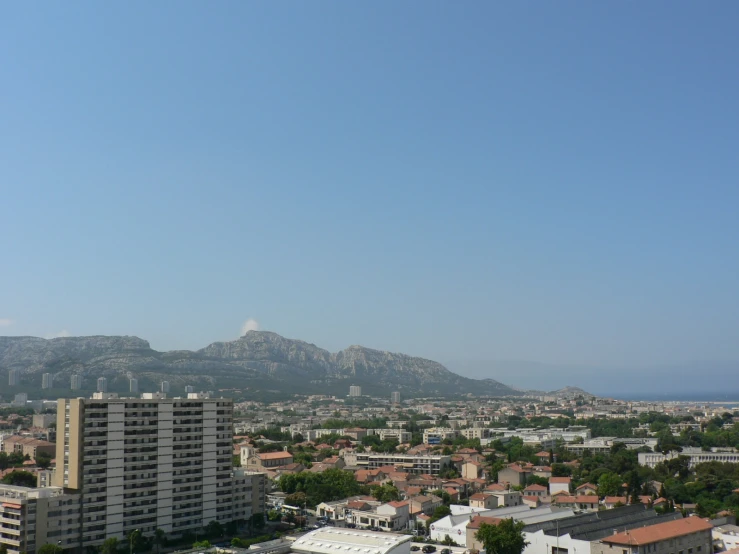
<box><xmin>2</xmin><ymin>3</ymin><xmax>739</xmax><ymax>390</ymax></box>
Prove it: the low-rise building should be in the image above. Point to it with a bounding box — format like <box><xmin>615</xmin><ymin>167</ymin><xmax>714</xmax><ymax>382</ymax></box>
<box><xmin>498</xmin><ymin>464</ymin><xmax>531</xmax><ymax>487</ymax></box>
<box><xmin>639</xmin><ymin>448</ymin><xmax>739</xmax><ymax>468</ymax></box>
<box><xmin>242</xmin><ymin>446</ymin><xmax>294</xmax><ymax>470</ymax></box>
<box><xmin>0</xmin><ymin>484</ymin><xmax>81</xmax><ymax>554</ymax></box>
<box><xmin>593</xmin><ymin>516</ymin><xmax>713</xmax><ymax>554</ymax></box>
<box><xmin>1</xmin><ymin>436</ymin><xmax>56</xmax><ymax>459</ymax></box>
<box><xmin>549</xmin><ymin>476</ymin><xmax>571</xmax><ymax>496</ymax></box>
<box><xmin>346</xmin><ymin>501</ymin><xmax>410</xmax><ymax>531</ymax></box>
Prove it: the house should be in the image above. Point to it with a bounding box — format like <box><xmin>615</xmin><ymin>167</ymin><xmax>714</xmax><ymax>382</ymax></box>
<box><xmin>498</xmin><ymin>464</ymin><xmax>531</xmax><ymax>487</ymax></box>
<box><xmin>594</xmin><ymin>516</ymin><xmax>713</xmax><ymax>554</ymax></box>
<box><xmin>488</xmin><ymin>490</ymin><xmax>522</xmax><ymax>507</ymax></box>
<box><xmin>466</xmin><ymin>516</ymin><xmax>503</xmax><ymax>550</ymax></box>
<box><xmin>485</xmin><ymin>483</ymin><xmax>508</xmax><ymax>493</ymax></box>
<box><xmin>443</xmin><ymin>487</ymin><xmax>460</xmax><ymax>503</ymax></box>
<box><xmin>522</xmin><ymin>495</ymin><xmax>542</xmax><ymax>508</ymax></box>
<box><xmin>552</xmin><ymin>495</ymin><xmax>599</xmax><ymax>511</ymax></box>
<box><xmin>575</xmin><ymin>482</ymin><xmax>598</xmax><ymax>496</ymax></box>
<box><xmin>334</xmin><ymin>439</ymin><xmax>352</xmax><ymax>450</ymax></box>
<box><xmin>535</xmin><ymin>451</ymin><xmax>551</xmax><ymax>464</ymax></box>
<box><xmin>523</xmin><ymin>484</ymin><xmax>547</xmax><ymax>498</ymax></box>
<box><xmin>322</xmin><ymin>456</ymin><xmax>346</xmax><ymax>469</ymax></box>
<box><xmin>347</xmin><ymin>500</ymin><xmax>410</xmax><ymax>531</ymax></box>
<box><xmin>462</xmin><ymin>460</ymin><xmax>486</xmax><ymax>480</ymax></box>
<box><xmin>549</xmin><ymin>476</ymin><xmax>571</xmax><ymax>496</ymax></box>
<box><xmin>275</xmin><ymin>462</ymin><xmax>305</xmax><ymax>475</ymax></box>
<box><xmin>409</xmin><ymin>494</ymin><xmax>443</xmax><ymax>516</ymax></box>
<box><xmin>242</xmin><ymin>446</ymin><xmax>294</xmax><ymax>470</ymax></box>
<box><xmin>603</xmin><ymin>496</ymin><xmax>627</xmax><ymax>509</ymax></box>
<box><xmin>533</xmin><ymin>465</ymin><xmax>553</xmax><ymax>479</ymax></box>
<box><xmin>469</xmin><ymin>493</ymin><xmax>497</xmax><ymax>510</ymax></box>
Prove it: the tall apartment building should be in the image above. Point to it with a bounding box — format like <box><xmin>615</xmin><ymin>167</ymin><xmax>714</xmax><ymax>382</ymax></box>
<box><xmin>184</xmin><ymin>385</ymin><xmax>194</xmax><ymax>394</ymax></box>
<box><xmin>53</xmin><ymin>393</ymin><xmax>261</xmax><ymax>550</ymax></box>
<box><xmin>42</xmin><ymin>373</ymin><xmax>53</xmax><ymax>389</ymax></box>
<box><xmin>129</xmin><ymin>378</ymin><xmax>139</xmax><ymax>393</ymax></box>
<box><xmin>391</xmin><ymin>391</ymin><xmax>401</xmax><ymax>404</ymax></box>
<box><xmin>161</xmin><ymin>381</ymin><xmax>170</xmax><ymax>393</ymax></box>
<box><xmin>96</xmin><ymin>377</ymin><xmax>107</xmax><ymax>392</ymax></box>
<box><xmin>71</xmin><ymin>374</ymin><xmax>83</xmax><ymax>390</ymax></box>
<box><xmin>349</xmin><ymin>385</ymin><xmax>362</xmax><ymax>397</ymax></box>
<box><xmin>8</xmin><ymin>368</ymin><xmax>21</xmax><ymax>386</ymax></box>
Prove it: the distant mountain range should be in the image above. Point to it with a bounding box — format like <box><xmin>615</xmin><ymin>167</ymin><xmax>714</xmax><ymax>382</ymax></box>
<box><xmin>0</xmin><ymin>331</ymin><xmax>583</xmax><ymax>398</ymax></box>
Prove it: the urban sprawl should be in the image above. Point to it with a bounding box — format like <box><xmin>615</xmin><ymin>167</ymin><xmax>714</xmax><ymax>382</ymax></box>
<box><xmin>2</xmin><ymin>379</ymin><xmax>739</xmax><ymax>554</ymax></box>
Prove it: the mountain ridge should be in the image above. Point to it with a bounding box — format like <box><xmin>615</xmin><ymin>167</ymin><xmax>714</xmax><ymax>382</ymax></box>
<box><xmin>0</xmin><ymin>331</ymin><xmax>525</xmax><ymax>398</ymax></box>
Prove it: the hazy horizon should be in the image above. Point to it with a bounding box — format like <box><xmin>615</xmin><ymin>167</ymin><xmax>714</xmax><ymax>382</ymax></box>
<box><xmin>3</xmin><ymin>3</ymin><xmax>739</xmax><ymax>395</ymax></box>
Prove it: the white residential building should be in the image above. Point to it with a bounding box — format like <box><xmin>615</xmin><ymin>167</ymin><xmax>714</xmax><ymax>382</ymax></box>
<box><xmin>638</xmin><ymin>447</ymin><xmax>739</xmax><ymax>468</ymax></box>
<box><xmin>8</xmin><ymin>369</ymin><xmax>21</xmax><ymax>386</ymax></box>
<box><xmin>41</xmin><ymin>373</ymin><xmax>53</xmax><ymax>389</ymax></box>
<box><xmin>71</xmin><ymin>374</ymin><xmax>83</xmax><ymax>390</ymax></box>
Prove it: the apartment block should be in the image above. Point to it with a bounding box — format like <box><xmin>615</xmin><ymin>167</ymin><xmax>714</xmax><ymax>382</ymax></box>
<box><xmin>0</xmin><ymin>484</ymin><xmax>81</xmax><ymax>554</ymax></box>
<box><xmin>53</xmin><ymin>392</ymin><xmax>254</xmax><ymax>550</ymax></box>
<box><xmin>71</xmin><ymin>375</ymin><xmax>83</xmax><ymax>390</ymax></box>
<box><xmin>42</xmin><ymin>373</ymin><xmax>53</xmax><ymax>389</ymax></box>
<box><xmin>8</xmin><ymin>369</ymin><xmax>21</xmax><ymax>386</ymax></box>
<box><xmin>344</xmin><ymin>452</ymin><xmax>451</xmax><ymax>475</ymax></box>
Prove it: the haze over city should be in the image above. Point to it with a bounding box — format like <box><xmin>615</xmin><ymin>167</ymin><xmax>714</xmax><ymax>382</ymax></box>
<box><xmin>2</xmin><ymin>3</ymin><xmax>739</xmax><ymax>397</ymax></box>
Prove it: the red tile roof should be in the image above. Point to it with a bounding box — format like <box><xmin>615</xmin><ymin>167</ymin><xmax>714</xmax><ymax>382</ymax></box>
<box><xmin>524</xmin><ymin>484</ymin><xmax>547</xmax><ymax>491</ymax></box>
<box><xmin>602</xmin><ymin>517</ymin><xmax>713</xmax><ymax>546</ymax></box>
<box><xmin>258</xmin><ymin>451</ymin><xmax>293</xmax><ymax>460</ymax></box>
<box><xmin>468</xmin><ymin>515</ymin><xmax>503</xmax><ymax>529</ymax></box>
<box><xmin>549</xmin><ymin>477</ymin><xmax>571</xmax><ymax>483</ymax></box>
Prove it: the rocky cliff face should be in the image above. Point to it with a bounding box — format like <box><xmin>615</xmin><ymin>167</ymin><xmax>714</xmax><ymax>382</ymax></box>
<box><xmin>0</xmin><ymin>331</ymin><xmax>522</xmax><ymax>397</ymax></box>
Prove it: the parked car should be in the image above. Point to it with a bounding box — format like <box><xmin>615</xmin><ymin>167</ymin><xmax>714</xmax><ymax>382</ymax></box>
<box><xmin>411</xmin><ymin>547</ymin><xmax>421</xmax><ymax>552</ymax></box>
<box><xmin>422</xmin><ymin>547</ymin><xmax>436</xmax><ymax>553</ymax></box>
<box><xmin>441</xmin><ymin>549</ymin><xmax>451</xmax><ymax>554</ymax></box>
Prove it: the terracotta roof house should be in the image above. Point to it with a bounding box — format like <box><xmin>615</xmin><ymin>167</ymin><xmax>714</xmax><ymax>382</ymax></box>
<box><xmin>575</xmin><ymin>482</ymin><xmax>598</xmax><ymax>495</ymax></box>
<box><xmin>603</xmin><ymin>496</ymin><xmax>628</xmax><ymax>509</ymax></box>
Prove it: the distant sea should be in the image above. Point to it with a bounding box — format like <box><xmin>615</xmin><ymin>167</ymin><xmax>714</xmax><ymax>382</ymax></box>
<box><xmin>608</xmin><ymin>392</ymin><xmax>739</xmax><ymax>403</ymax></box>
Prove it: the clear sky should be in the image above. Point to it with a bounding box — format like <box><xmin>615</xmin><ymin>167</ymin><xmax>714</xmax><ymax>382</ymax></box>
<box><xmin>2</xmin><ymin>2</ymin><xmax>739</xmax><ymax>386</ymax></box>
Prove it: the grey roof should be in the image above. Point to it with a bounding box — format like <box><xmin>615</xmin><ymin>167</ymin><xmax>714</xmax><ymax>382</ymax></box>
<box><xmin>523</xmin><ymin>505</ymin><xmax>684</xmax><ymax>542</ymax></box>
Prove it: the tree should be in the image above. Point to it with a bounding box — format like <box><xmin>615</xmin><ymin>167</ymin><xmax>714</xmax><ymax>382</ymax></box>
<box><xmin>154</xmin><ymin>529</ymin><xmax>166</xmax><ymax>554</ymax></box>
<box><xmin>101</xmin><ymin>538</ymin><xmax>119</xmax><ymax>554</ymax></box>
<box><xmin>430</xmin><ymin>505</ymin><xmax>451</xmax><ymax>522</ymax></box>
<box><xmin>36</xmin><ymin>452</ymin><xmax>53</xmax><ymax>470</ymax></box>
<box><xmin>251</xmin><ymin>512</ymin><xmax>265</xmax><ymax>530</ymax></box>
<box><xmin>598</xmin><ymin>472</ymin><xmax>622</xmax><ymax>497</ymax></box>
<box><xmin>0</xmin><ymin>452</ymin><xmax>9</xmax><ymax>471</ymax></box>
<box><xmin>193</xmin><ymin>540</ymin><xmax>211</xmax><ymax>549</ymax></box>
<box><xmin>285</xmin><ymin>491</ymin><xmax>307</xmax><ymax>508</ymax></box>
<box><xmin>475</xmin><ymin>519</ymin><xmax>529</xmax><ymax>554</ymax></box>
<box><xmin>1</xmin><ymin>470</ymin><xmax>37</xmax><ymax>487</ymax></box>
<box><xmin>38</xmin><ymin>545</ymin><xmax>64</xmax><ymax>554</ymax></box>
<box><xmin>442</xmin><ymin>535</ymin><xmax>458</xmax><ymax>546</ymax></box>
<box><xmin>267</xmin><ymin>509</ymin><xmax>282</xmax><ymax>522</ymax></box>
<box><xmin>0</xmin><ymin>543</ymin><xmax>7</xmax><ymax>554</ymax></box>
<box><xmin>205</xmin><ymin>520</ymin><xmax>224</xmax><ymax>538</ymax></box>
<box><xmin>371</xmin><ymin>483</ymin><xmax>400</xmax><ymax>503</ymax></box>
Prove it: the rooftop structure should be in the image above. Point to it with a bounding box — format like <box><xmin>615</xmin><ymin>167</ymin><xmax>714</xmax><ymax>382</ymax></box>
<box><xmin>293</xmin><ymin>528</ymin><xmax>412</xmax><ymax>554</ymax></box>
